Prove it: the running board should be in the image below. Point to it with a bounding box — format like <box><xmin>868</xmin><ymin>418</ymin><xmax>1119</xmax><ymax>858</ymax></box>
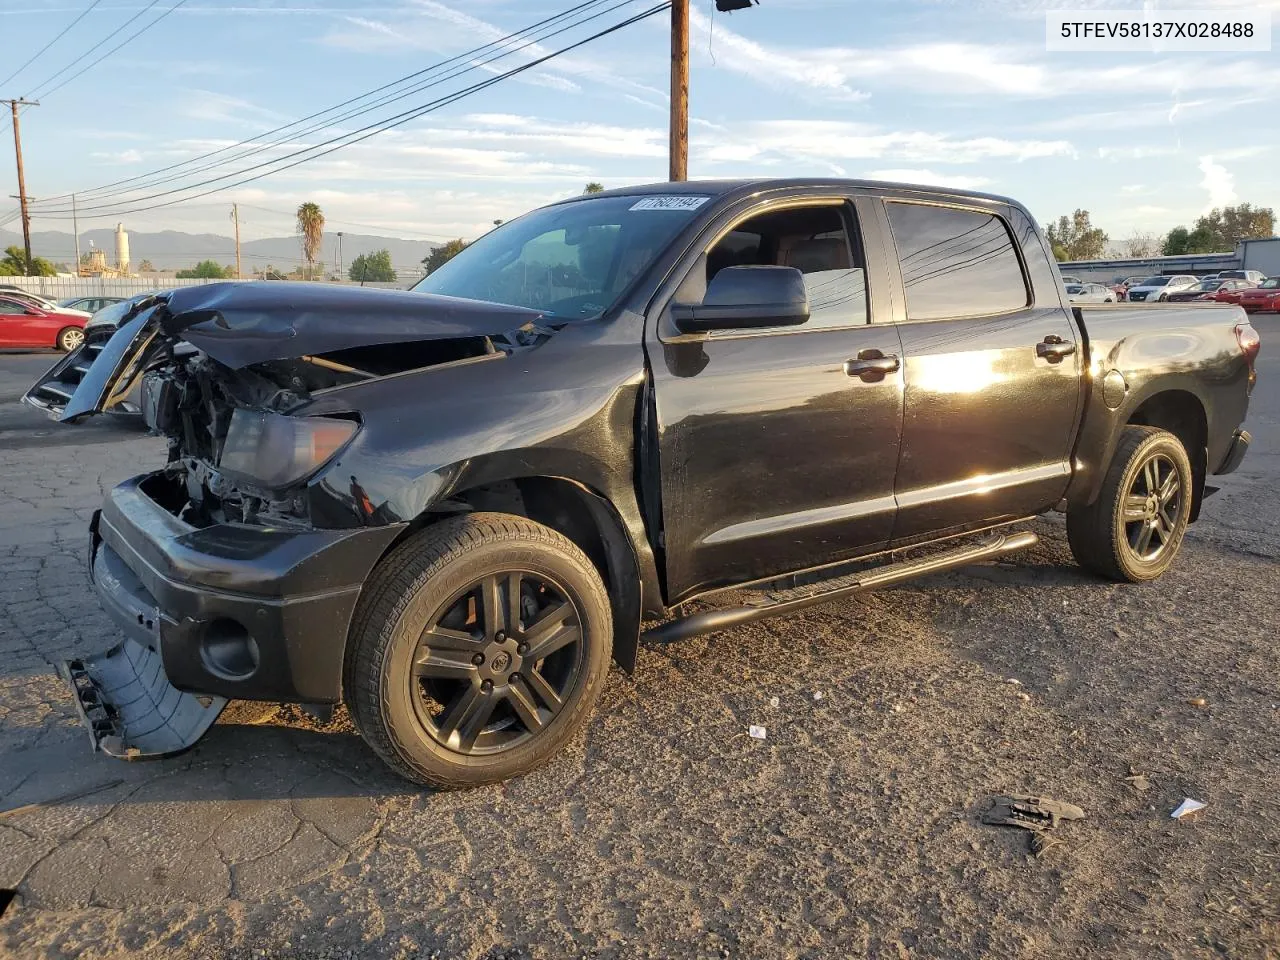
<box><xmin>643</xmin><ymin>530</ymin><xmax>1039</xmax><ymax>645</ymax></box>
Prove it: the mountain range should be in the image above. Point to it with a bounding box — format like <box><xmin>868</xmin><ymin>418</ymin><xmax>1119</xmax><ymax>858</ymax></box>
<box><xmin>0</xmin><ymin>226</ymin><xmax>439</xmax><ymax>273</ymax></box>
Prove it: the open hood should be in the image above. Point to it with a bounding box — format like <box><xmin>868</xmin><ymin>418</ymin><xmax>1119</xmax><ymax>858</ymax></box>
<box><xmin>158</xmin><ymin>281</ymin><xmax>545</xmax><ymax>369</ymax></box>
<box><xmin>24</xmin><ymin>282</ymin><xmax>549</xmax><ymax>422</ymax></box>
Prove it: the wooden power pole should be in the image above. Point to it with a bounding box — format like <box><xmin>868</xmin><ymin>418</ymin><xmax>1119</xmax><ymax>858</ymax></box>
<box><xmin>231</xmin><ymin>203</ymin><xmax>242</xmax><ymax>279</ymax></box>
<box><xmin>669</xmin><ymin>0</ymin><xmax>689</xmax><ymax>182</ymax></box>
<box><xmin>4</xmin><ymin>98</ymin><xmax>39</xmax><ymax>274</ymax></box>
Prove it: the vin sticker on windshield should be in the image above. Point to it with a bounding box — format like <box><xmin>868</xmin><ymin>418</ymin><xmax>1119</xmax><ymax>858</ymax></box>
<box><xmin>629</xmin><ymin>196</ymin><xmax>710</xmax><ymax>211</ymax></box>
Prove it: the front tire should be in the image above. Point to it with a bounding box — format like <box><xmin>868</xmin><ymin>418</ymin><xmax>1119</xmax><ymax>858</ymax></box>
<box><xmin>1067</xmin><ymin>426</ymin><xmax>1193</xmax><ymax>582</ymax></box>
<box><xmin>344</xmin><ymin>513</ymin><xmax>613</xmax><ymax>788</ymax></box>
<box><xmin>56</xmin><ymin>326</ymin><xmax>85</xmax><ymax>352</ymax></box>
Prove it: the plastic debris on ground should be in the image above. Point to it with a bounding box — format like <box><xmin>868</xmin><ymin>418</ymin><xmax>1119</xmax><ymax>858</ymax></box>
<box><xmin>1171</xmin><ymin>798</ymin><xmax>1207</xmax><ymax>819</ymax></box>
<box><xmin>768</xmin><ymin>696</ymin><xmax>780</xmax><ymax>709</ymax></box>
<box><xmin>812</xmin><ymin>691</ymin><xmax>824</xmax><ymax>701</ymax></box>
<box><xmin>981</xmin><ymin>794</ymin><xmax>1086</xmax><ymax>857</ymax></box>
<box><xmin>748</xmin><ymin>725</ymin><xmax>767</xmax><ymax>740</ymax></box>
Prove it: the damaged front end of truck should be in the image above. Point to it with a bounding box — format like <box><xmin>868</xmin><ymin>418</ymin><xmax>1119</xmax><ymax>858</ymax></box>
<box><xmin>35</xmin><ymin>282</ymin><xmax>558</xmax><ymax>759</ymax></box>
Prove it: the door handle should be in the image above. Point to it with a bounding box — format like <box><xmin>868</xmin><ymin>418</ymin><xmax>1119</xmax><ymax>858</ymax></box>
<box><xmin>844</xmin><ymin>350</ymin><xmax>900</xmax><ymax>382</ymax></box>
<box><xmin>1036</xmin><ymin>335</ymin><xmax>1076</xmax><ymax>363</ymax></box>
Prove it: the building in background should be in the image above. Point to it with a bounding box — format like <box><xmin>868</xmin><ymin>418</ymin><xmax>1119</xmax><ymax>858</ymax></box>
<box><xmin>115</xmin><ymin>223</ymin><xmax>131</xmax><ymax>275</ymax></box>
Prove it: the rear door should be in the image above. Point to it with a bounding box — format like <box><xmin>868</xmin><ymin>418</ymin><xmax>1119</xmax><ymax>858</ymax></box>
<box><xmin>647</xmin><ymin>195</ymin><xmax>905</xmax><ymax>601</ymax></box>
<box><xmin>877</xmin><ymin>197</ymin><xmax>1083</xmax><ymax>542</ymax></box>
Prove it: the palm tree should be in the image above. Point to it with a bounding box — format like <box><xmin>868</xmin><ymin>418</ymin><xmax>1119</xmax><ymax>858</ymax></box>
<box><xmin>583</xmin><ymin>182</ymin><xmax>604</xmax><ymax>195</ymax></box>
<box><xmin>296</xmin><ymin>202</ymin><xmax>325</xmax><ymax>280</ymax></box>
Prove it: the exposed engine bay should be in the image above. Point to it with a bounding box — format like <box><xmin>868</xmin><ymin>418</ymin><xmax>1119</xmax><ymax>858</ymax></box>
<box><xmin>137</xmin><ymin>332</ymin><xmax>531</xmax><ymax>528</ymax></box>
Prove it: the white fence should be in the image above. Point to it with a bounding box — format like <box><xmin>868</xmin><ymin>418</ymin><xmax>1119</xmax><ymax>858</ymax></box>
<box><xmin>1</xmin><ymin>276</ymin><xmax>411</xmax><ymax>300</ymax></box>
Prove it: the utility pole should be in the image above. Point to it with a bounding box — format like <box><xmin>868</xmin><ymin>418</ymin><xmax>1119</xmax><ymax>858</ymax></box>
<box><xmin>231</xmin><ymin>203</ymin><xmax>242</xmax><ymax>279</ymax></box>
<box><xmin>72</xmin><ymin>193</ymin><xmax>81</xmax><ymax>274</ymax></box>
<box><xmin>4</xmin><ymin>98</ymin><xmax>38</xmax><ymax>274</ymax></box>
<box><xmin>668</xmin><ymin>0</ymin><xmax>689</xmax><ymax>181</ymax></box>
<box><xmin>336</xmin><ymin>231</ymin><xmax>343</xmax><ymax>277</ymax></box>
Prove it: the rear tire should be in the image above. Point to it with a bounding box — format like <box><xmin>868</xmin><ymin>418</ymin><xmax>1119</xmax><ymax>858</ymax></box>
<box><xmin>56</xmin><ymin>326</ymin><xmax>84</xmax><ymax>352</ymax></box>
<box><xmin>344</xmin><ymin>512</ymin><xmax>613</xmax><ymax>788</ymax></box>
<box><xmin>1066</xmin><ymin>426</ymin><xmax>1193</xmax><ymax>582</ymax></box>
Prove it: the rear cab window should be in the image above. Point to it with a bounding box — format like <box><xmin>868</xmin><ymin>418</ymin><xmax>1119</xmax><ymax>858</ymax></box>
<box><xmin>885</xmin><ymin>201</ymin><xmax>1029</xmax><ymax>321</ymax></box>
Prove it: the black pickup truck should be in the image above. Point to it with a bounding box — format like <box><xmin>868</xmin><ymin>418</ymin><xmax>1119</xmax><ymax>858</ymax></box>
<box><xmin>28</xmin><ymin>179</ymin><xmax>1257</xmax><ymax>787</ymax></box>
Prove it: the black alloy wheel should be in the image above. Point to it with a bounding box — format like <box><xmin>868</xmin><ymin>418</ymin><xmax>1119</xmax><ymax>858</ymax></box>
<box><xmin>1120</xmin><ymin>452</ymin><xmax>1182</xmax><ymax>563</ymax></box>
<box><xmin>1067</xmin><ymin>425</ymin><xmax>1193</xmax><ymax>582</ymax></box>
<box><xmin>411</xmin><ymin>571</ymin><xmax>584</xmax><ymax>755</ymax></box>
<box><xmin>345</xmin><ymin>512</ymin><xmax>612</xmax><ymax>788</ymax></box>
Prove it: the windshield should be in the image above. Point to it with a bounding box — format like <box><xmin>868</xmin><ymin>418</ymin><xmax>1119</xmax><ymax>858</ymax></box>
<box><xmin>1065</xmin><ymin>284</ymin><xmax>1083</xmax><ymax>294</ymax></box>
<box><xmin>1259</xmin><ymin>278</ymin><xmax>1280</xmax><ymax>289</ymax></box>
<box><xmin>1195</xmin><ymin>280</ymin><xmax>1224</xmax><ymax>291</ymax></box>
<box><xmin>412</xmin><ymin>195</ymin><xmax>710</xmax><ymax>319</ymax></box>
<box><xmin>1144</xmin><ymin>276</ymin><xmax>1172</xmax><ymax>286</ymax></box>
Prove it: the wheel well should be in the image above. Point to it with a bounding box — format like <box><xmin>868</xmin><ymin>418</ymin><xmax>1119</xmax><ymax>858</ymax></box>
<box><xmin>387</xmin><ymin>476</ymin><xmax>644</xmax><ymax>672</ymax></box>
<box><xmin>1127</xmin><ymin>390</ymin><xmax>1208</xmax><ymax>520</ymax></box>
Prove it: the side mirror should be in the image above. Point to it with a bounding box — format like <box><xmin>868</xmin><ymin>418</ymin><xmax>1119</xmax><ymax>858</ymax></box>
<box><xmin>671</xmin><ymin>265</ymin><xmax>809</xmax><ymax>334</ymax></box>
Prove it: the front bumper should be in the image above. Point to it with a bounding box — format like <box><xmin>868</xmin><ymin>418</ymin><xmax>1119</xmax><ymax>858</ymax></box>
<box><xmin>1214</xmin><ymin>429</ymin><xmax>1251</xmax><ymax>476</ymax></box>
<box><xmin>86</xmin><ymin>471</ymin><xmax>404</xmax><ymax>704</ymax></box>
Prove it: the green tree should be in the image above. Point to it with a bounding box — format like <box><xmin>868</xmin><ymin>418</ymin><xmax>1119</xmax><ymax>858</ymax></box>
<box><xmin>1193</xmin><ymin>203</ymin><xmax>1274</xmax><ymax>249</ymax></box>
<box><xmin>296</xmin><ymin>201</ymin><xmax>325</xmax><ymax>279</ymax></box>
<box><xmin>175</xmin><ymin>259</ymin><xmax>231</xmax><ymax>279</ymax></box>
<box><xmin>423</xmin><ymin>239</ymin><xmax>469</xmax><ymax>275</ymax></box>
<box><xmin>1162</xmin><ymin>226</ymin><xmax>1218</xmax><ymax>256</ymax></box>
<box><xmin>583</xmin><ymin>182</ymin><xmax>605</xmax><ymax>194</ymax></box>
<box><xmin>348</xmin><ymin>249</ymin><xmax>397</xmax><ymax>282</ymax></box>
<box><xmin>1044</xmin><ymin>210</ymin><xmax>1109</xmax><ymax>261</ymax></box>
<box><xmin>138</xmin><ymin>259</ymin><xmax>156</xmax><ymax>272</ymax></box>
<box><xmin>0</xmin><ymin>245</ymin><xmax>57</xmax><ymax>276</ymax></box>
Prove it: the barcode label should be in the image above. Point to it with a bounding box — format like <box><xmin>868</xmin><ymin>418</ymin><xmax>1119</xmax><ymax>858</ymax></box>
<box><xmin>629</xmin><ymin>196</ymin><xmax>711</xmax><ymax>212</ymax></box>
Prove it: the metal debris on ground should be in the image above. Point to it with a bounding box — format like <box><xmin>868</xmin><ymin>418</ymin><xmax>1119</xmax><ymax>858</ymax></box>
<box><xmin>1187</xmin><ymin>697</ymin><xmax>1208</xmax><ymax>708</ymax></box>
<box><xmin>982</xmin><ymin>794</ymin><xmax>1087</xmax><ymax>856</ymax></box>
<box><xmin>748</xmin><ymin>725</ymin><xmax>767</xmax><ymax>740</ymax></box>
<box><xmin>1171</xmin><ymin>798</ymin><xmax>1207</xmax><ymax>819</ymax></box>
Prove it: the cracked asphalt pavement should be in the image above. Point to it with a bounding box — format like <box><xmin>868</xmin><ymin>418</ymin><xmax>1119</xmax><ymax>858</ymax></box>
<box><xmin>1</xmin><ymin>323</ymin><xmax>1278</xmax><ymax>959</ymax></box>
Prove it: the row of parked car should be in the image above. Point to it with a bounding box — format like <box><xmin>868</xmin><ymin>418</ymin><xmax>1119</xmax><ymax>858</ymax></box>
<box><xmin>1062</xmin><ymin>271</ymin><xmax>1280</xmax><ymax>312</ymax></box>
<box><xmin>0</xmin><ymin>286</ymin><xmax>125</xmax><ymax>350</ymax></box>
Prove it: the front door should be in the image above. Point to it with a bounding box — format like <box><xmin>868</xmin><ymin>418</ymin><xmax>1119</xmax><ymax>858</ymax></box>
<box><xmin>648</xmin><ymin>198</ymin><xmax>905</xmax><ymax>601</ymax></box>
<box><xmin>0</xmin><ymin>298</ymin><xmax>44</xmax><ymax>347</ymax></box>
<box><xmin>880</xmin><ymin>198</ymin><xmax>1083</xmax><ymax>541</ymax></box>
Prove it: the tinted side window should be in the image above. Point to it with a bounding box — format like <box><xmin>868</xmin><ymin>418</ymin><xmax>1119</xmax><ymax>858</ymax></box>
<box><xmin>886</xmin><ymin>202</ymin><xmax>1028</xmax><ymax>321</ymax></box>
<box><xmin>704</xmin><ymin>204</ymin><xmax>869</xmax><ymax>332</ymax></box>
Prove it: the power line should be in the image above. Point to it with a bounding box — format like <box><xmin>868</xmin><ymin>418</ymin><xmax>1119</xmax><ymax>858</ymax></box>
<box><xmin>22</xmin><ymin>0</ymin><xmax>165</xmax><ymax>99</ymax></box>
<box><xmin>28</xmin><ymin>0</ymin><xmax>621</xmax><ymax>207</ymax></box>
<box><xmin>0</xmin><ymin>0</ymin><xmax>104</xmax><ymax>90</ymax></box>
<box><xmin>33</xmin><ymin>3</ymin><xmax>670</xmax><ymax>221</ymax></box>
<box><xmin>30</xmin><ymin>0</ymin><xmax>192</xmax><ymax>102</ymax></box>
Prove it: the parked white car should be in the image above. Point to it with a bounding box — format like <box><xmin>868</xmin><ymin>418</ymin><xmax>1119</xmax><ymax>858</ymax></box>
<box><xmin>1218</xmin><ymin>269</ymin><xmax>1268</xmax><ymax>284</ymax></box>
<box><xmin>1125</xmin><ymin>275</ymin><xmax>1200</xmax><ymax>303</ymax></box>
<box><xmin>1065</xmin><ymin>282</ymin><xmax>1115</xmax><ymax>303</ymax></box>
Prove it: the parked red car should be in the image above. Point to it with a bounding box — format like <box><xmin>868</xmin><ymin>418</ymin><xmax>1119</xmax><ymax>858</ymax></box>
<box><xmin>1167</xmin><ymin>278</ymin><xmax>1257</xmax><ymax>303</ymax></box>
<box><xmin>1238</xmin><ymin>278</ymin><xmax>1280</xmax><ymax>313</ymax></box>
<box><xmin>0</xmin><ymin>295</ymin><xmax>89</xmax><ymax>351</ymax></box>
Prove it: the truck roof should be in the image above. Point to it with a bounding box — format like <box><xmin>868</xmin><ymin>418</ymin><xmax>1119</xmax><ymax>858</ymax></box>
<box><xmin>560</xmin><ymin>177</ymin><xmax>1017</xmax><ymax>209</ymax></box>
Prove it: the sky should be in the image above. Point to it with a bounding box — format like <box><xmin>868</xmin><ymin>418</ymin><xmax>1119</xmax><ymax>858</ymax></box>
<box><xmin>0</xmin><ymin>0</ymin><xmax>1277</xmax><ymax>255</ymax></box>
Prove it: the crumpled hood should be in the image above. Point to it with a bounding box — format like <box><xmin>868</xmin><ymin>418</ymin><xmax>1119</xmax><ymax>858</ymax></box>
<box><xmin>160</xmin><ymin>281</ymin><xmax>546</xmax><ymax>369</ymax></box>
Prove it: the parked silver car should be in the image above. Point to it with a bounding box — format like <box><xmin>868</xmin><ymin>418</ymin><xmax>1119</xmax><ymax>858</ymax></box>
<box><xmin>1125</xmin><ymin>275</ymin><xmax>1200</xmax><ymax>303</ymax></box>
<box><xmin>1065</xmin><ymin>282</ymin><xmax>1116</xmax><ymax>303</ymax></box>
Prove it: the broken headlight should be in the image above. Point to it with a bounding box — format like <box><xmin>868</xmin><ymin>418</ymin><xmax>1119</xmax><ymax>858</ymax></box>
<box><xmin>218</xmin><ymin>409</ymin><xmax>358</xmax><ymax>489</ymax></box>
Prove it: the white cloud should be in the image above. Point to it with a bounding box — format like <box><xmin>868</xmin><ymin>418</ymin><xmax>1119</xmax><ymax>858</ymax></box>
<box><xmin>1097</xmin><ymin>145</ymin><xmax>1179</xmax><ymax>160</ymax></box>
<box><xmin>688</xmin><ymin>7</ymin><xmax>870</xmax><ymax>101</ymax></box>
<box><xmin>1121</xmin><ymin>184</ymin><xmax>1147</xmax><ymax>194</ymax></box>
<box><xmin>862</xmin><ymin>169</ymin><xmax>993</xmax><ymax>189</ymax></box>
<box><xmin>701</xmin><ymin>120</ymin><xmax>1073</xmax><ymax>166</ymax></box>
<box><xmin>1198</xmin><ymin>155</ymin><xmax>1237</xmax><ymax>210</ymax></box>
